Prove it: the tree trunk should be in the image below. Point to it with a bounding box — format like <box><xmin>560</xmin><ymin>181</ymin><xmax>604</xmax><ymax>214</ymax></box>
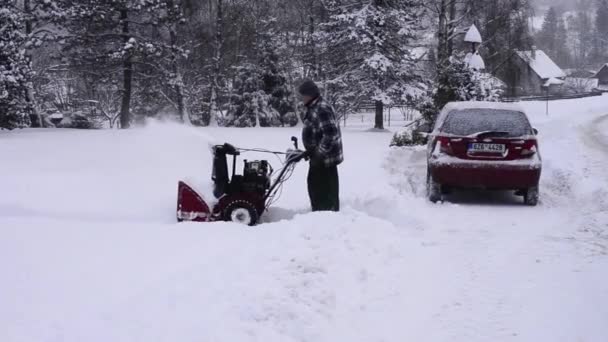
<box><xmin>308</xmin><ymin>14</ymin><xmax>317</xmax><ymax>78</ymax></box>
<box><xmin>119</xmin><ymin>9</ymin><xmax>132</xmax><ymax>129</ymax></box>
<box><xmin>169</xmin><ymin>24</ymin><xmax>190</xmax><ymax>125</ymax></box>
<box><xmin>374</xmin><ymin>100</ymin><xmax>384</xmax><ymax>130</ymax></box>
<box><xmin>23</xmin><ymin>0</ymin><xmax>45</xmax><ymax>128</ymax></box>
<box><xmin>437</xmin><ymin>0</ymin><xmax>449</xmax><ymax>67</ymax></box>
<box><xmin>446</xmin><ymin>0</ymin><xmax>457</xmax><ymax>57</ymax></box>
<box><xmin>207</xmin><ymin>0</ymin><xmax>223</xmax><ymax>126</ymax></box>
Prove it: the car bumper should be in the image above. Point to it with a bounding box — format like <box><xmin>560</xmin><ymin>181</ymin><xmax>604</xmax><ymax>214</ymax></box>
<box><xmin>429</xmin><ymin>156</ymin><xmax>541</xmax><ymax>189</ymax></box>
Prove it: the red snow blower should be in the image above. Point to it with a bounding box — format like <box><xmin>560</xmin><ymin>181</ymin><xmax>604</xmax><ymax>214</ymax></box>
<box><xmin>177</xmin><ymin>137</ymin><xmax>306</xmax><ymax>226</ymax></box>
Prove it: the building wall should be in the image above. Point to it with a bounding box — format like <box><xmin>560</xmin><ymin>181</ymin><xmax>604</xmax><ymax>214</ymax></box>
<box><xmin>597</xmin><ymin>67</ymin><xmax>608</xmax><ymax>86</ymax></box>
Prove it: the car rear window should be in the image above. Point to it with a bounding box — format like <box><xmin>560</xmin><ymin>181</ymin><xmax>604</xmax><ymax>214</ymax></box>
<box><xmin>441</xmin><ymin>108</ymin><xmax>533</xmax><ymax>137</ymax></box>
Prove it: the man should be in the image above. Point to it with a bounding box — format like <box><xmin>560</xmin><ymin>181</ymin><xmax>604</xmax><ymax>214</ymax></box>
<box><xmin>298</xmin><ymin>80</ymin><xmax>343</xmax><ymax>212</ymax></box>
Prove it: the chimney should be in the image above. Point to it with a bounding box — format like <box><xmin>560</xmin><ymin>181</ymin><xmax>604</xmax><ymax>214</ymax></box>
<box><xmin>531</xmin><ymin>45</ymin><xmax>537</xmax><ymax>60</ymax></box>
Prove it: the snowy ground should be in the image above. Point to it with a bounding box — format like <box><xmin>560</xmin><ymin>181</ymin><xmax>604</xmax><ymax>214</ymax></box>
<box><xmin>1</xmin><ymin>95</ymin><xmax>608</xmax><ymax>342</ymax></box>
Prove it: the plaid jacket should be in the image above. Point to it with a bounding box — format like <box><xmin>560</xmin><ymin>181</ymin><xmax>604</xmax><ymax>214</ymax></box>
<box><xmin>302</xmin><ymin>96</ymin><xmax>344</xmax><ymax>167</ymax></box>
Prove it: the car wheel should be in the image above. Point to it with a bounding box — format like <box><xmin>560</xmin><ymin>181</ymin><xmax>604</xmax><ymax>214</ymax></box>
<box><xmin>427</xmin><ymin>171</ymin><xmax>442</xmax><ymax>203</ymax></box>
<box><xmin>524</xmin><ymin>185</ymin><xmax>539</xmax><ymax>206</ymax></box>
<box><xmin>224</xmin><ymin>201</ymin><xmax>259</xmax><ymax>226</ymax></box>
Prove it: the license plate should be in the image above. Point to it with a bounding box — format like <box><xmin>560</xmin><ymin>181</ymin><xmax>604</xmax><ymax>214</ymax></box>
<box><xmin>468</xmin><ymin>143</ymin><xmax>505</xmax><ymax>153</ymax></box>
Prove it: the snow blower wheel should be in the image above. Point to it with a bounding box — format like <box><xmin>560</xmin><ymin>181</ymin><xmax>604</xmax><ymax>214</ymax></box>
<box><xmin>176</xmin><ymin>137</ymin><xmax>306</xmax><ymax>226</ymax></box>
<box><xmin>224</xmin><ymin>201</ymin><xmax>258</xmax><ymax>226</ymax></box>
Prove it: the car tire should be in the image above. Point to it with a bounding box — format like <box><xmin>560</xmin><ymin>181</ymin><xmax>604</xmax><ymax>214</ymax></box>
<box><xmin>524</xmin><ymin>185</ymin><xmax>539</xmax><ymax>206</ymax></box>
<box><xmin>224</xmin><ymin>200</ymin><xmax>259</xmax><ymax>226</ymax></box>
<box><xmin>427</xmin><ymin>171</ymin><xmax>442</xmax><ymax>203</ymax></box>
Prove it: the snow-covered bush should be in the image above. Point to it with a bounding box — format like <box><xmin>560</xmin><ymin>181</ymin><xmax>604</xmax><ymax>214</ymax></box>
<box><xmin>427</xmin><ymin>54</ymin><xmax>502</xmax><ymax>126</ymax></box>
<box><xmin>281</xmin><ymin>111</ymin><xmax>299</xmax><ymax>127</ymax></box>
<box><xmin>390</xmin><ymin>121</ymin><xmax>430</xmax><ymax>147</ymax></box>
<box><xmin>58</xmin><ymin>113</ymin><xmax>99</xmax><ymax>129</ymax></box>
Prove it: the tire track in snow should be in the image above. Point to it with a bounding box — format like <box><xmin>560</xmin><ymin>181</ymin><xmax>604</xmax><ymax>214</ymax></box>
<box><xmin>574</xmin><ymin>114</ymin><xmax>608</xmax><ymax>257</ymax></box>
<box><xmin>585</xmin><ymin>114</ymin><xmax>608</xmax><ymax>154</ymax></box>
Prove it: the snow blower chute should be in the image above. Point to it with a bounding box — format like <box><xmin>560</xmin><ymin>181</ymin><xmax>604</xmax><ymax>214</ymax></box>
<box><xmin>177</xmin><ymin>137</ymin><xmax>305</xmax><ymax>226</ymax></box>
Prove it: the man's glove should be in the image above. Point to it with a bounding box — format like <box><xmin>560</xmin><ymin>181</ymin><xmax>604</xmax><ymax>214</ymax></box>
<box><xmin>286</xmin><ymin>149</ymin><xmax>308</xmax><ymax>163</ymax></box>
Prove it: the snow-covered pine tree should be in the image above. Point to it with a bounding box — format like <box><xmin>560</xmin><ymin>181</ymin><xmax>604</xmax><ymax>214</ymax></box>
<box><xmin>391</xmin><ymin>55</ymin><xmax>501</xmax><ymax>147</ymax></box>
<box><xmin>465</xmin><ymin>0</ymin><xmax>534</xmax><ymax>70</ymax></box>
<box><xmin>258</xmin><ymin>31</ymin><xmax>296</xmax><ymax>127</ymax></box>
<box><xmin>227</xmin><ymin>63</ymin><xmax>279</xmax><ymax>127</ymax></box>
<box><xmin>0</xmin><ymin>1</ymin><xmax>33</xmax><ymax>129</ymax></box>
<box><xmin>436</xmin><ymin>54</ymin><xmax>501</xmax><ymax>111</ymax></box>
<box><xmin>142</xmin><ymin>0</ymin><xmax>191</xmax><ymax>125</ymax></box>
<box><xmin>56</xmin><ymin>0</ymin><xmax>181</xmax><ymax>128</ymax></box>
<box><xmin>321</xmin><ymin>0</ymin><xmax>426</xmax><ymax>129</ymax></box>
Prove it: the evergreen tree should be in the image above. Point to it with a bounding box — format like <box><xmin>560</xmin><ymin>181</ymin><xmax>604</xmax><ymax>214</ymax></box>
<box><xmin>466</xmin><ymin>0</ymin><xmax>534</xmax><ymax>70</ymax></box>
<box><xmin>555</xmin><ymin>16</ymin><xmax>571</xmax><ymax>67</ymax></box>
<box><xmin>56</xmin><ymin>0</ymin><xmax>181</xmax><ymax>128</ymax></box>
<box><xmin>0</xmin><ymin>1</ymin><xmax>33</xmax><ymax>129</ymax></box>
<box><xmin>594</xmin><ymin>0</ymin><xmax>608</xmax><ymax>63</ymax></box>
<box><xmin>320</xmin><ymin>0</ymin><xmax>426</xmax><ymax>130</ymax></box>
<box><xmin>259</xmin><ymin>34</ymin><xmax>296</xmax><ymax>127</ymax></box>
<box><xmin>537</xmin><ymin>7</ymin><xmax>570</xmax><ymax>67</ymax></box>
<box><xmin>538</xmin><ymin>8</ymin><xmax>559</xmax><ymax>58</ymax></box>
<box><xmin>227</xmin><ymin>63</ymin><xmax>279</xmax><ymax>127</ymax></box>
<box><xmin>569</xmin><ymin>1</ymin><xmax>594</xmax><ymax>67</ymax></box>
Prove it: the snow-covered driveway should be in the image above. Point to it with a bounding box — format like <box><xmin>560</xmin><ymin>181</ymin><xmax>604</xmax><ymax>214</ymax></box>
<box><xmin>1</xmin><ymin>96</ymin><xmax>607</xmax><ymax>342</ymax></box>
<box><xmin>586</xmin><ymin>114</ymin><xmax>608</xmax><ymax>153</ymax></box>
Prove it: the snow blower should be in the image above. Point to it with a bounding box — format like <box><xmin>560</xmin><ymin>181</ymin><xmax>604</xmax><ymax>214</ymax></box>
<box><xmin>177</xmin><ymin>137</ymin><xmax>305</xmax><ymax>226</ymax></box>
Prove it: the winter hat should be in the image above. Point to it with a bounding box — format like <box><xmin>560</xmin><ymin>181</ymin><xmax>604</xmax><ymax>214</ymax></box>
<box><xmin>298</xmin><ymin>80</ymin><xmax>320</xmax><ymax>98</ymax></box>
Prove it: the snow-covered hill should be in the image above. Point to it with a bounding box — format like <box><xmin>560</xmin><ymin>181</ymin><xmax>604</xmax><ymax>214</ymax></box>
<box><xmin>1</xmin><ymin>95</ymin><xmax>607</xmax><ymax>342</ymax></box>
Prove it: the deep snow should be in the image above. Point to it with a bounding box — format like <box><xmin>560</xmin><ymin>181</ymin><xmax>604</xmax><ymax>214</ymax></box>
<box><xmin>1</xmin><ymin>95</ymin><xmax>608</xmax><ymax>342</ymax></box>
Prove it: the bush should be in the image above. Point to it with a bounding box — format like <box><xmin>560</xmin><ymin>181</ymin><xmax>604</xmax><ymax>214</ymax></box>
<box><xmin>281</xmin><ymin>111</ymin><xmax>299</xmax><ymax>127</ymax></box>
<box><xmin>390</xmin><ymin>121</ymin><xmax>429</xmax><ymax>147</ymax></box>
<box><xmin>59</xmin><ymin>113</ymin><xmax>98</xmax><ymax>129</ymax></box>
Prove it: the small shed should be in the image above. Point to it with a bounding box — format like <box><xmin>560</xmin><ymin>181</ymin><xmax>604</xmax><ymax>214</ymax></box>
<box><xmin>495</xmin><ymin>47</ymin><xmax>566</xmax><ymax>97</ymax></box>
<box><xmin>592</xmin><ymin>64</ymin><xmax>608</xmax><ymax>91</ymax></box>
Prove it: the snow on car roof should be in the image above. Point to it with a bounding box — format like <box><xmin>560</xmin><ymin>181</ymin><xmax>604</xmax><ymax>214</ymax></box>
<box><xmin>442</xmin><ymin>101</ymin><xmax>526</xmax><ymax>113</ymax></box>
<box><xmin>515</xmin><ymin>50</ymin><xmax>566</xmax><ymax>79</ymax></box>
<box><xmin>434</xmin><ymin>102</ymin><xmax>528</xmax><ymax>133</ymax></box>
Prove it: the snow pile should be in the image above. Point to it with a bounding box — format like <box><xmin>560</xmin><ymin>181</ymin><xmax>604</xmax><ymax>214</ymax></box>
<box><xmin>0</xmin><ymin>121</ymin><xmax>219</xmax><ymax>223</ymax></box>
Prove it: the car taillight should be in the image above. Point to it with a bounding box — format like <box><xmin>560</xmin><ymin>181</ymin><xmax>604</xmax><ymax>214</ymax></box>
<box><xmin>435</xmin><ymin>137</ymin><xmax>454</xmax><ymax>156</ymax></box>
<box><xmin>520</xmin><ymin>140</ymin><xmax>538</xmax><ymax>157</ymax></box>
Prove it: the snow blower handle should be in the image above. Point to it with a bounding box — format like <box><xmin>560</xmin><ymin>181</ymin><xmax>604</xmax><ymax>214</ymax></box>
<box><xmin>291</xmin><ymin>136</ymin><xmax>299</xmax><ymax>150</ymax></box>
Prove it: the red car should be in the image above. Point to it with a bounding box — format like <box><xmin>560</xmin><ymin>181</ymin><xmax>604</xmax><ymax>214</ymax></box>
<box><xmin>426</xmin><ymin>102</ymin><xmax>542</xmax><ymax>205</ymax></box>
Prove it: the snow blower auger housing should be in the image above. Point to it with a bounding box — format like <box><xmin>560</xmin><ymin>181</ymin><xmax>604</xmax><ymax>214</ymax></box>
<box><xmin>177</xmin><ymin>137</ymin><xmax>305</xmax><ymax>226</ymax></box>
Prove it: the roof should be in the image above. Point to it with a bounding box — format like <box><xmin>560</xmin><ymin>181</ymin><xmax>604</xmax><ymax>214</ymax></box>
<box><xmin>593</xmin><ymin>64</ymin><xmax>608</xmax><ymax>78</ymax></box>
<box><xmin>544</xmin><ymin>77</ymin><xmax>564</xmax><ymax>87</ymax></box>
<box><xmin>565</xmin><ymin>69</ymin><xmax>596</xmax><ymax>78</ymax></box>
<box><xmin>515</xmin><ymin>50</ymin><xmax>566</xmax><ymax>79</ymax></box>
<box><xmin>464</xmin><ymin>25</ymin><xmax>482</xmax><ymax>43</ymax></box>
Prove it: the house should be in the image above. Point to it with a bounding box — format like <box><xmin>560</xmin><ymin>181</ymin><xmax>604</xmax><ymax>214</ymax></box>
<box><xmin>592</xmin><ymin>64</ymin><xmax>608</xmax><ymax>91</ymax></box>
<box><xmin>495</xmin><ymin>47</ymin><xmax>566</xmax><ymax>97</ymax></box>
<box><xmin>563</xmin><ymin>69</ymin><xmax>599</xmax><ymax>93</ymax></box>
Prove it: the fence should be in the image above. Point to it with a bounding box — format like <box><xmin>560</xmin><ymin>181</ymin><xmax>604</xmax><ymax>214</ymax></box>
<box><xmin>346</xmin><ymin>105</ymin><xmax>420</xmax><ymax>128</ymax></box>
<box><xmin>502</xmin><ymin>90</ymin><xmax>604</xmax><ymax>102</ymax></box>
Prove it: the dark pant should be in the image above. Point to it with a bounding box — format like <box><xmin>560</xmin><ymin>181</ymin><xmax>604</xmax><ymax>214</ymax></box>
<box><xmin>307</xmin><ymin>162</ymin><xmax>340</xmax><ymax>212</ymax></box>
